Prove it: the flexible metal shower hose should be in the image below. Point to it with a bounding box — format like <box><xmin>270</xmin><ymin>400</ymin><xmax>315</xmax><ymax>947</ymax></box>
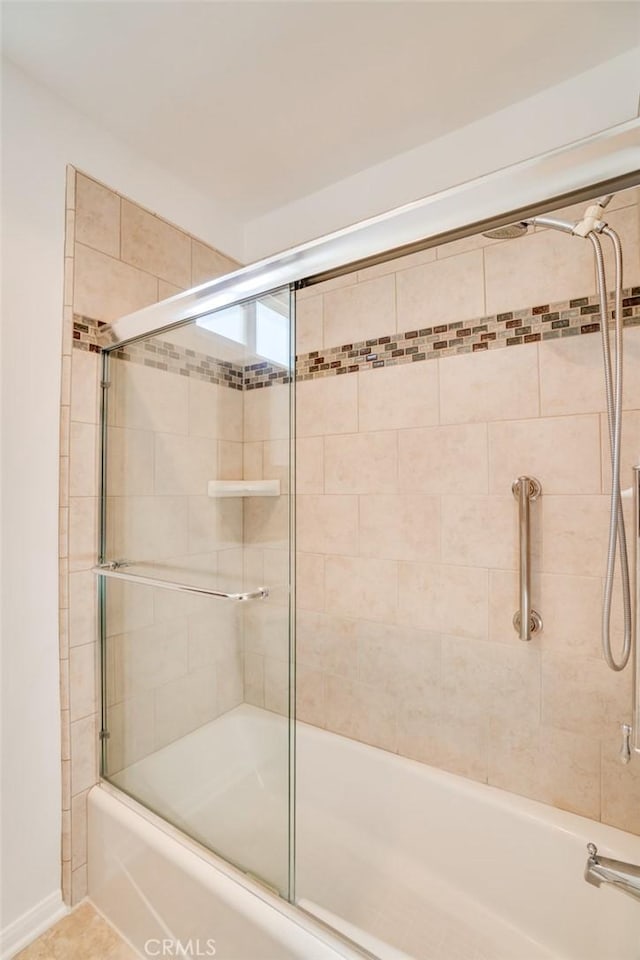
<box><xmin>590</xmin><ymin>227</ymin><xmax>632</xmax><ymax>671</ymax></box>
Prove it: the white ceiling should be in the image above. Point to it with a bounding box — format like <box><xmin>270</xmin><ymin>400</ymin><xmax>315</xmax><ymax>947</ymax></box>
<box><xmin>3</xmin><ymin>1</ymin><xmax>640</xmax><ymax>221</ymax></box>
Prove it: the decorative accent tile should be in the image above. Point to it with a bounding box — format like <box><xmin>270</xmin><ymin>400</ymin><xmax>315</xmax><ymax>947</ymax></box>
<box><xmin>72</xmin><ymin>289</ymin><xmax>640</xmax><ymax>390</ymax></box>
<box><xmin>295</xmin><ymin>287</ymin><xmax>640</xmax><ymax>381</ymax></box>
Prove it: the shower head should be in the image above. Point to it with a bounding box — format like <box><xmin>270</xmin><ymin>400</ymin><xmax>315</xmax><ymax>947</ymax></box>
<box><xmin>483</xmin><ymin>214</ymin><xmax>576</xmax><ymax>240</ymax></box>
<box><xmin>483</xmin><ymin>196</ymin><xmax>614</xmax><ymax>242</ymax></box>
<box><xmin>482</xmin><ymin>223</ymin><xmax>529</xmax><ymax>240</ymax></box>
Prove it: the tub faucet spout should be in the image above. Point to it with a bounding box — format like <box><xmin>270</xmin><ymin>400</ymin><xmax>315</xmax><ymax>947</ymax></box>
<box><xmin>585</xmin><ymin>844</ymin><xmax>640</xmax><ymax>901</ymax></box>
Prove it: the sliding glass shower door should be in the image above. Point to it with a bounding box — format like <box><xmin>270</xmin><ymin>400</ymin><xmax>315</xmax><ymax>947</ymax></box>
<box><xmin>97</xmin><ymin>288</ymin><xmax>295</xmax><ymax>897</ymax></box>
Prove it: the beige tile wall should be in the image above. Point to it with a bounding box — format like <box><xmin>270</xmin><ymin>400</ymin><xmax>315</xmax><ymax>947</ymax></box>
<box><xmin>60</xmin><ymin>169</ymin><xmax>240</xmax><ymax>904</ymax></box>
<box><xmin>257</xmin><ymin>188</ymin><xmax>640</xmax><ymax>833</ymax></box>
<box><xmin>104</xmin><ymin>351</ymin><xmax>245</xmax><ymax>768</ymax></box>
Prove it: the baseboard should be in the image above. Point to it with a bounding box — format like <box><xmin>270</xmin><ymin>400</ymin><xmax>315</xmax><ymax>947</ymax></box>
<box><xmin>0</xmin><ymin>890</ymin><xmax>68</xmax><ymax>960</ymax></box>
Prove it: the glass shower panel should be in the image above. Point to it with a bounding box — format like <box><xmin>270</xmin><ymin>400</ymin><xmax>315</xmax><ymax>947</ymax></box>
<box><xmin>99</xmin><ymin>288</ymin><xmax>294</xmax><ymax>897</ymax></box>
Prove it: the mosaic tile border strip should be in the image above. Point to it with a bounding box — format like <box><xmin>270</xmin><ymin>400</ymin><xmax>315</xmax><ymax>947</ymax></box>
<box><xmin>73</xmin><ymin>287</ymin><xmax>640</xmax><ymax>390</ymax></box>
<box><xmin>296</xmin><ymin>287</ymin><xmax>640</xmax><ymax>382</ymax></box>
<box><xmin>74</xmin><ymin>315</ymin><xmax>245</xmax><ymax>389</ymax></box>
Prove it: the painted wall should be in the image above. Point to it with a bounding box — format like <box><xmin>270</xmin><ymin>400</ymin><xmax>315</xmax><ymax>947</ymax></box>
<box><xmin>244</xmin><ymin>46</ymin><xmax>640</xmax><ymax>260</ymax></box>
<box><xmin>0</xmin><ymin>59</ymin><xmax>244</xmax><ymax>950</ymax></box>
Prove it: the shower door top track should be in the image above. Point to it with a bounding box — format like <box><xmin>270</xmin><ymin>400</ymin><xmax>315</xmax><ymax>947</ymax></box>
<box><xmin>99</xmin><ymin>118</ymin><xmax>640</xmax><ymax>351</ymax></box>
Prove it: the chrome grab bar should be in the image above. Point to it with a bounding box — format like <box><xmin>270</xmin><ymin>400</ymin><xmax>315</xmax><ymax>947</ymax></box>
<box><xmin>585</xmin><ymin>843</ymin><xmax>640</xmax><ymax>901</ymax></box>
<box><xmin>620</xmin><ymin>464</ymin><xmax>640</xmax><ymax>762</ymax></box>
<box><xmin>92</xmin><ymin>561</ymin><xmax>269</xmax><ymax>602</ymax></box>
<box><xmin>512</xmin><ymin>476</ymin><xmax>542</xmax><ymax>641</ymax></box>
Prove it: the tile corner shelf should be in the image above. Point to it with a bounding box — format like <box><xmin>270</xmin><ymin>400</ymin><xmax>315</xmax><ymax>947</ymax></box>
<box><xmin>207</xmin><ymin>479</ymin><xmax>281</xmax><ymax>498</ymax></box>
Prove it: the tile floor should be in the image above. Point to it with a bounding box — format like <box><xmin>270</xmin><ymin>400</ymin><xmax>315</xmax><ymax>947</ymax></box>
<box><xmin>14</xmin><ymin>902</ymin><xmax>139</xmax><ymax>959</ymax></box>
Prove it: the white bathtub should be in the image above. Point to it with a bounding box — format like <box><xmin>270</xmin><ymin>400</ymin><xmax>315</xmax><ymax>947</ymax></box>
<box><xmin>89</xmin><ymin>705</ymin><xmax>640</xmax><ymax>960</ymax></box>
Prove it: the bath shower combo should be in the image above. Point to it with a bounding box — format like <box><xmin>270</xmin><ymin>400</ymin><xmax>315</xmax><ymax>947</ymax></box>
<box><xmin>87</xmin><ymin>123</ymin><xmax>640</xmax><ymax>960</ymax></box>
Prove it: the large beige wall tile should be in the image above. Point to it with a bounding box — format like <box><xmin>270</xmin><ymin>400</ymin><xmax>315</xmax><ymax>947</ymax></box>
<box><xmin>323</xmin><ymin>276</ymin><xmax>395</xmax><ymax>349</ymax></box>
<box><xmin>484</xmin><ymin>227</ymin><xmax>596</xmax><ymax>315</ymax></box>
<box><xmin>297</xmin><ymin>553</ymin><xmax>325</xmax><ymax>611</ymax></box>
<box><xmin>489</xmin><ymin>414</ymin><xmax>601</xmax><ymax>495</ymax></box>
<box><xmin>154</xmin><ymin>670</ymin><xmax>218</xmax><ymax>747</ymax></box>
<box><xmin>244</xmin><ymin>652</ymin><xmax>264</xmax><ymax>707</ymax></box>
<box><xmin>104</xmin><ymin>579</ymin><xmax>154</xmax><ymax>638</ymax></box>
<box><xmin>356</xmin><ymin>621</ymin><xmax>440</xmax><ymax>698</ymax></box>
<box><xmin>441</xmin><ymin>637</ymin><xmax>540</xmax><ymax>726</ymax></box>
<box><xmin>539</xmin><ymin>327</ymin><xmax>640</xmax><ymax>416</ymax></box>
<box><xmin>112</xmin><ymin>619</ymin><xmax>188</xmax><ymax>700</ymax></box>
<box><xmin>121</xmin><ymin>200</ymin><xmax>191</xmax><ymax>288</ymax></box>
<box><xmin>604</xmin><ymin>204</ymin><xmax>640</xmax><ymax>287</ymax></box>
<box><xmin>439</xmin><ymin>342</ymin><xmax>539</xmax><ymax>424</ymax></box>
<box><xmin>601</xmin><ymin>726</ymin><xmax>640</xmax><ymax>834</ymax></box>
<box><xmin>187</xmin><ymin>607</ymin><xmax>239</xmax><ymax>671</ymax></box>
<box><xmin>296</xmin><ymin>437</ymin><xmax>324</xmax><ymax>494</ymax></box>
<box><xmin>243</xmin><ymin>384</ymin><xmax>290</xmax><ymax>442</ymax></box>
<box><xmin>441</xmin><ymin>495</ymin><xmax>514</xmax><ymax>568</ymax></box>
<box><xmin>106</xmin><ymin>694</ymin><xmax>155</xmax><ymax>772</ymax></box>
<box><xmin>297</xmin><ymin>495</ymin><xmax>358</xmax><ymax>555</ymax></box>
<box><xmin>296</xmin><ymin>274</ymin><xmax>352</xmax><ymax>299</ymax></box>
<box><xmin>108</xmin><ymin>495</ymin><xmax>188</xmax><ymax>560</ymax></box>
<box><xmin>297</xmin><ymin>664</ymin><xmax>325</xmax><ymax>727</ymax></box>
<box><xmin>358</xmin><ymin>362</ymin><xmax>439</xmax><ymax>432</ymax></box>
<box><xmin>297</xmin><ymin>611</ymin><xmax>358</xmax><ymax>679</ymax></box>
<box><xmin>489</xmin><ymin>569</ymin><xmax>602</xmax><ymax>658</ymax></box>
<box><xmin>542</xmin><ymin>653</ymin><xmax>630</xmax><ymax>739</ymax></box>
<box><xmin>154</xmin><ymin>434</ymin><xmax>217</xmax><ymax>496</ymax></box>
<box><xmin>158</xmin><ymin>280</ymin><xmax>183</xmax><ymax>300</ymax></box>
<box><xmin>70</xmin><ymin>715</ymin><xmax>97</xmax><ymax>795</ymax></box>
<box><xmin>217</xmin><ymin>653</ymin><xmax>244</xmax><ymax>714</ymax></box>
<box><xmin>70</xmin><ymin>790</ymin><xmax>88</xmax><ymax>870</ymax></box>
<box><xmin>359</xmin><ymin>494</ymin><xmax>440</xmax><ymax>562</ymax></box>
<box><xmin>541</xmin><ymin>495</ymin><xmax>609</xmax><ymax>576</ymax></box>
<box><xmin>75</xmin><ymin>174</ymin><xmax>120</xmax><ymax>258</ymax></box>
<box><xmin>71</xmin><ymin>350</ymin><xmax>100</xmax><ymax>424</ymax></box>
<box><xmin>296</xmin><ymin>295</ymin><xmax>323</xmax><ymax>355</ymax></box>
<box><xmin>357</xmin><ymin>246</ymin><xmax>436</xmax><ymax>281</ymax></box>
<box><xmin>69</xmin><ymin>421</ymin><xmax>98</xmax><ymax>498</ymax></box>
<box><xmin>218</xmin><ymin>440</ymin><xmax>243</xmax><ymax>481</ymax></box>
<box><xmin>325</xmin><ymin>556</ymin><xmax>398</xmax><ymax>623</ymax></box>
<box><xmin>189</xmin><ymin>380</ymin><xmax>242</xmax><ymax>442</ymax></box>
<box><xmin>396</xmin><ymin>249</ymin><xmax>485</xmax><ymax>330</ymax></box>
<box><xmin>263</xmin><ymin>655</ymin><xmax>289</xmax><ymax>715</ymax></box>
<box><xmin>262</xmin><ymin>439</ymin><xmax>290</xmax><ymax>492</ymax></box>
<box><xmin>112</xmin><ymin>363</ymin><xmax>188</xmax><ymax>434</ymax></box>
<box><xmin>488</xmin><ymin>722</ymin><xmax>600</xmax><ymax>820</ymax></box>
<box><xmin>69</xmin><ymin>643</ymin><xmax>96</xmax><ymax>722</ymax></box>
<box><xmin>243</xmin><ymin>441</ymin><xmax>263</xmax><ymax>480</ymax></box>
<box><xmin>107</xmin><ymin>427</ymin><xmax>154</xmax><ymax>496</ymax></box>
<box><xmin>243</xmin><ymin>497</ymin><xmax>289</xmax><ymax>549</ymax></box>
<box><xmin>69</xmin><ymin>571</ymin><xmax>98</xmax><ymax>647</ymax></box>
<box><xmin>600</xmin><ymin>409</ymin><xmax>640</xmax><ymax>493</ymax></box>
<box><xmin>325</xmin><ymin>432</ymin><xmax>397</xmax><ymax>494</ymax></box>
<box><xmin>297</xmin><ymin>375</ymin><xmax>358</xmax><ymax>438</ymax></box>
<box><xmin>188</xmin><ymin>497</ymin><xmax>242</xmax><ymax>553</ymax></box>
<box><xmin>324</xmin><ymin>675</ymin><xmax>396</xmax><ymax>752</ymax></box>
<box><xmin>398</xmin><ymin>562</ymin><xmax>488</xmax><ymax>639</ymax></box>
<box><xmin>68</xmin><ymin>498</ymin><xmax>97</xmax><ymax>572</ymax></box>
<box><xmin>397</xmin><ymin>703</ymin><xmax>488</xmax><ymax>783</ymax></box>
<box><xmin>74</xmin><ymin>243</ymin><xmax>157</xmax><ymax>323</ymax></box>
<box><xmin>191</xmin><ymin>239</ymin><xmax>239</xmax><ymax>286</ymax></box>
<box><xmin>398</xmin><ymin>423</ymin><xmax>488</xmax><ymax>495</ymax></box>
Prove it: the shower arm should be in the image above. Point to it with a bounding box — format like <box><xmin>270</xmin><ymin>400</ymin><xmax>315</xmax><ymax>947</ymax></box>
<box><xmin>524</xmin><ymin>195</ymin><xmax>613</xmax><ymax>236</ymax></box>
